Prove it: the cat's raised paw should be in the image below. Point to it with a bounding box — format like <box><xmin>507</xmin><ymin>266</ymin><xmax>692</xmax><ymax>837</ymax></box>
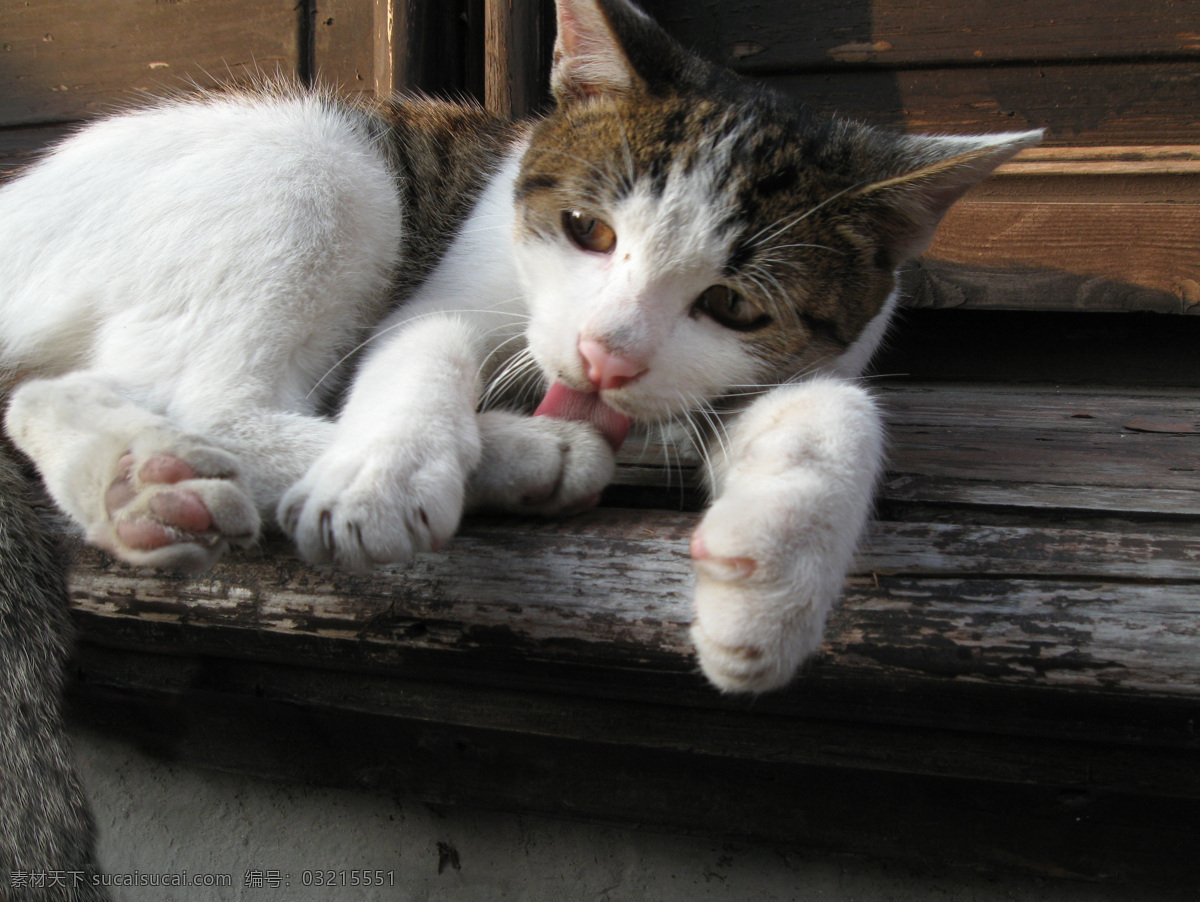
<box><xmin>687</xmin><ymin>492</ymin><xmax>833</xmax><ymax>695</ymax></box>
<box><xmin>690</xmin><ymin>534</ymin><xmax>799</xmax><ymax>693</ymax></box>
<box><xmin>100</xmin><ymin>441</ymin><xmax>260</xmax><ymax>572</ymax></box>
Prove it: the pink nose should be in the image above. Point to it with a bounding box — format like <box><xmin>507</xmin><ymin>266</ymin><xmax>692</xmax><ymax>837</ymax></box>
<box><xmin>578</xmin><ymin>338</ymin><xmax>647</xmax><ymax>391</ymax></box>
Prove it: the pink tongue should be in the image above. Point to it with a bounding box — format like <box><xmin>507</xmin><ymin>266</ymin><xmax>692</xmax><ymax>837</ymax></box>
<box><xmin>534</xmin><ymin>382</ymin><xmax>632</xmax><ymax>451</ymax></box>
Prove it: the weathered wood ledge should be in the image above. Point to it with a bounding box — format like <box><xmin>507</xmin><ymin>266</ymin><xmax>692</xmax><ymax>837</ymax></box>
<box><xmin>64</xmin><ymin>381</ymin><xmax>1200</xmax><ymax>888</ymax></box>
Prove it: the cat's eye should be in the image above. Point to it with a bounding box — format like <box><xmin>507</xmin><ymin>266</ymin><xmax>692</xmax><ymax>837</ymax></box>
<box><xmin>693</xmin><ymin>285</ymin><xmax>771</xmax><ymax>331</ymax></box>
<box><xmin>563</xmin><ymin>210</ymin><xmax>617</xmax><ymax>254</ymax></box>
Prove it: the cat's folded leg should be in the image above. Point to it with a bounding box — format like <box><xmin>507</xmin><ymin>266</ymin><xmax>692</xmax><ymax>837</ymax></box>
<box><xmin>689</xmin><ymin>377</ymin><xmax>884</xmax><ymax>693</ymax></box>
<box><xmin>466</xmin><ymin>410</ymin><xmax>615</xmax><ymax>515</ymax></box>
<box><xmin>279</xmin><ymin>315</ymin><xmax>487</xmax><ymax>571</ymax></box>
<box><xmin>4</xmin><ymin>373</ymin><xmax>260</xmax><ymax>571</ymax></box>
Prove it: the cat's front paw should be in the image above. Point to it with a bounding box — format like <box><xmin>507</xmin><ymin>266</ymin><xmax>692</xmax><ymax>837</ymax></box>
<box><xmin>279</xmin><ymin>428</ymin><xmax>480</xmax><ymax>571</ymax></box>
<box><xmin>689</xmin><ymin>489</ymin><xmax>836</xmax><ymax>693</ymax></box>
<box><xmin>99</xmin><ymin>434</ymin><xmax>260</xmax><ymax>572</ymax></box>
<box><xmin>467</xmin><ymin>411</ymin><xmax>615</xmax><ymax>515</ymax></box>
<box><xmin>687</xmin><ymin>378</ymin><xmax>883</xmax><ymax>693</ymax></box>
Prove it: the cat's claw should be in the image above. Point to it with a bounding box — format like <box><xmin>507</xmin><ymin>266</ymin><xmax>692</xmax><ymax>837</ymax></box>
<box><xmin>98</xmin><ymin>440</ymin><xmax>260</xmax><ymax>572</ymax></box>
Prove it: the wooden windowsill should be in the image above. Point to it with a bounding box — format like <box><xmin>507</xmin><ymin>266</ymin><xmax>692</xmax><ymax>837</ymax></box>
<box><xmin>64</xmin><ymin>379</ymin><xmax>1200</xmax><ymax>889</ymax></box>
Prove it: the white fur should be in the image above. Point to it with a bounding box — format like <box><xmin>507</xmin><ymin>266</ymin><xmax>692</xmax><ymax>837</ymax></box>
<box><xmin>1</xmin><ymin>93</ymin><xmax>402</xmax><ymax>525</ymax></box>
<box><xmin>690</xmin><ymin>377</ymin><xmax>885</xmax><ymax>692</ymax></box>
<box><xmin>277</xmin><ymin>149</ymin><xmax>613</xmax><ymax>569</ymax></box>
<box><xmin>1</xmin><ymin>112</ymin><xmax>611</xmax><ymax>573</ymax></box>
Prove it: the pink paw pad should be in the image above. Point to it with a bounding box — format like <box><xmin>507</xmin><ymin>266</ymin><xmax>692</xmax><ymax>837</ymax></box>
<box><xmin>139</xmin><ymin>454</ymin><xmax>199</xmax><ymax>484</ymax></box>
<box><xmin>690</xmin><ymin>531</ymin><xmax>758</xmax><ymax>579</ymax></box>
<box><xmin>105</xmin><ymin>452</ymin><xmax>215</xmax><ymax>552</ymax></box>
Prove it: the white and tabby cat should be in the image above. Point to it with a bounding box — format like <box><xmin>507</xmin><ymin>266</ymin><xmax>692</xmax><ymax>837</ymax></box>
<box><xmin>1</xmin><ymin>0</ymin><xmax>1040</xmax><ymax>704</ymax></box>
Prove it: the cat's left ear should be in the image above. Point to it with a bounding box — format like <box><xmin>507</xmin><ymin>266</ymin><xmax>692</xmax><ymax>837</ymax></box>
<box><xmin>550</xmin><ymin>0</ymin><xmax>662</xmax><ymax>102</ymax></box>
<box><xmin>858</xmin><ymin>129</ymin><xmax>1044</xmax><ymax>265</ymax></box>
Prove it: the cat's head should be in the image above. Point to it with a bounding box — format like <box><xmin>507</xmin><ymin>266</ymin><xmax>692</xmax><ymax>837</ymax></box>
<box><xmin>514</xmin><ymin>0</ymin><xmax>1041</xmax><ymax>443</ymax></box>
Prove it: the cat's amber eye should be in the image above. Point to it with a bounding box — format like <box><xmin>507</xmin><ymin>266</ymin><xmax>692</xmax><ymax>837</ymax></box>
<box><xmin>563</xmin><ymin>210</ymin><xmax>617</xmax><ymax>254</ymax></box>
<box><xmin>693</xmin><ymin>285</ymin><xmax>771</xmax><ymax>332</ymax></box>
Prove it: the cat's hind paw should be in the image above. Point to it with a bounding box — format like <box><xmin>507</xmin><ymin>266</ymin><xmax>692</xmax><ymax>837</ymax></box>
<box><xmin>467</xmin><ymin>411</ymin><xmax>615</xmax><ymax>516</ymax></box>
<box><xmin>98</xmin><ymin>439</ymin><xmax>260</xmax><ymax>572</ymax></box>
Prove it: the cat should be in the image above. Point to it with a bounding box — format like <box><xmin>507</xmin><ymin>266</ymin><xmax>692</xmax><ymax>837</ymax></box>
<box><xmin>0</xmin><ymin>0</ymin><xmax>1039</xmax><ymax>886</ymax></box>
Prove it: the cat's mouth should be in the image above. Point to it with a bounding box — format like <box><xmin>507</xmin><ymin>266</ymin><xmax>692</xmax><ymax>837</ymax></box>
<box><xmin>534</xmin><ymin>381</ymin><xmax>632</xmax><ymax>451</ymax></box>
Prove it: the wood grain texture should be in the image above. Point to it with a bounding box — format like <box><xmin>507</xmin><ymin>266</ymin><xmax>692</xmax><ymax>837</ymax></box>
<box><xmin>311</xmin><ymin>0</ymin><xmax>379</xmax><ymax>97</ymax></box>
<box><xmin>484</xmin><ymin>0</ymin><xmax>548</xmax><ymax>119</ymax></box>
<box><xmin>0</xmin><ymin>0</ymin><xmax>303</xmax><ymax>127</ymax></box>
<box><xmin>614</xmin><ymin>385</ymin><xmax>1200</xmax><ymax>513</ymax></box>
<box><xmin>65</xmin><ymin>514</ymin><xmax>1200</xmax><ymax>705</ymax></box>
<box><xmin>766</xmin><ymin>63</ymin><xmax>1200</xmax><ymax>147</ymax></box>
<box><xmin>879</xmin><ymin>385</ymin><xmax>1200</xmax><ymax>514</ymax></box>
<box><xmin>312</xmin><ymin>0</ymin><xmax>478</xmax><ymax>100</ymax></box>
<box><xmin>903</xmin><ymin>261</ymin><xmax>1199</xmax><ymax>315</ymax></box>
<box><xmin>0</xmin><ymin>123</ymin><xmax>73</xmax><ymax>180</ymax></box>
<box><xmin>903</xmin><ymin>147</ymin><xmax>1200</xmax><ymax>314</ymax></box>
<box><xmin>638</xmin><ymin>0</ymin><xmax>1200</xmax><ymax>72</ymax></box>
<box><xmin>925</xmin><ymin>201</ymin><xmax>1200</xmax><ymax>311</ymax></box>
<box><xmin>994</xmin><ymin>145</ymin><xmax>1200</xmax><ymax>179</ymax></box>
<box><xmin>64</xmin><ymin>384</ymin><xmax>1200</xmax><ymax>736</ymax></box>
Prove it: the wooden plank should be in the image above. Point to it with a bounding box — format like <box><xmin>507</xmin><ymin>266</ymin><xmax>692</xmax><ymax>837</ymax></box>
<box><xmin>859</xmin><ymin>522</ymin><xmax>1200</xmax><ymax>582</ymax></box>
<box><xmin>331</xmin><ymin>0</ymin><xmax>478</xmax><ymax>100</ymax></box>
<box><xmin>876</xmin><ymin>385</ymin><xmax>1200</xmax><ymax>438</ymax></box>
<box><xmin>66</xmin><ymin>637</ymin><xmax>1200</xmax><ymax>808</ymax></box>
<box><xmin>639</xmin><ymin>0</ymin><xmax>1200</xmax><ymax>72</ymax></box>
<box><xmin>903</xmin><ymin>261</ymin><xmax>1199</xmax><ymax>316</ymax></box>
<box><xmin>993</xmin><ymin>146</ymin><xmax>1200</xmax><ymax>180</ymax></box>
<box><xmin>970</xmin><ymin>148</ymin><xmax>1200</xmax><ymax>217</ymax></box>
<box><xmin>766</xmin><ymin>63</ymin><xmax>1200</xmax><ymax>147</ymax></box>
<box><xmin>922</xmin><ymin>201</ymin><xmax>1200</xmax><ymax>312</ymax></box>
<box><xmin>0</xmin><ymin>0</ymin><xmax>303</xmax><ymax>127</ymax></box>
<box><xmin>830</xmin><ymin>575</ymin><xmax>1200</xmax><ymax>696</ymax></box>
<box><xmin>882</xmin><ymin>475</ymin><xmax>1200</xmax><ymax>517</ymax></box>
<box><xmin>615</xmin><ymin>386</ymin><xmax>1200</xmax><ymax>514</ymax></box>
<box><xmin>311</xmin><ymin>0</ymin><xmax>379</xmax><ymax>98</ymax></box>
<box><xmin>484</xmin><ymin>0</ymin><xmax>550</xmax><ymax>119</ymax></box>
<box><xmin>64</xmin><ymin>500</ymin><xmax>1200</xmax><ymax>713</ymax></box>
<box><xmin>880</xmin><ymin>385</ymin><xmax>1200</xmax><ymax>514</ymax></box>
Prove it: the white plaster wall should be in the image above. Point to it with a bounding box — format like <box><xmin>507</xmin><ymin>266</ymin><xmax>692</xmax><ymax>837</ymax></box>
<box><xmin>72</xmin><ymin>728</ymin><xmax>1187</xmax><ymax>902</ymax></box>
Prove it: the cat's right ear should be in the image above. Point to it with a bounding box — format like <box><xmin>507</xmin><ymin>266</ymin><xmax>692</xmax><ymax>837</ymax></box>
<box><xmin>856</xmin><ymin>129</ymin><xmax>1045</xmax><ymax>266</ymax></box>
<box><xmin>551</xmin><ymin>0</ymin><xmax>646</xmax><ymax>102</ymax></box>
